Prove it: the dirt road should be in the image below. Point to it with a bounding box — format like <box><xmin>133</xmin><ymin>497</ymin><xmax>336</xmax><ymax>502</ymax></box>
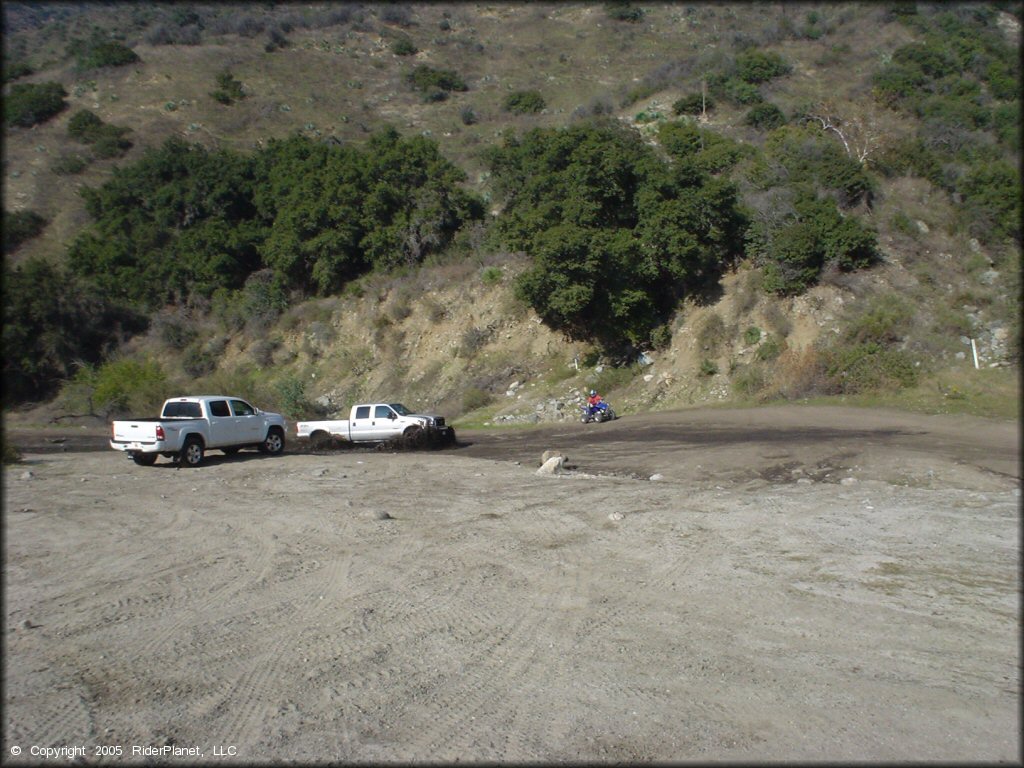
<box><xmin>3</xmin><ymin>406</ymin><xmax>1020</xmax><ymax>762</ymax></box>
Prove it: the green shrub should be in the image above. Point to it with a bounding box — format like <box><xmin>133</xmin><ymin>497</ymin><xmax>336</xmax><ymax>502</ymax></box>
<box><xmin>391</xmin><ymin>36</ymin><xmax>418</xmax><ymax>56</ymax></box>
<box><xmin>672</xmin><ymin>92</ymin><xmax>714</xmax><ymax>116</ymax></box>
<box><xmin>51</xmin><ymin>153</ymin><xmax>89</xmax><ymax>175</ymax></box>
<box><xmin>407</xmin><ymin>65</ymin><xmax>467</xmax><ymax>100</ymax></box>
<box><xmin>744</xmin><ymin>102</ymin><xmax>785</xmax><ymax>130</ymax></box>
<box><xmin>504</xmin><ymin>90</ymin><xmax>546</xmax><ymax>114</ymax></box>
<box><xmin>756</xmin><ymin>335</ymin><xmax>783</xmax><ymax>362</ymax></box>
<box><xmin>699</xmin><ymin>358</ymin><xmax>718</xmax><ymax>376</ymax></box>
<box><xmin>73</xmin><ymin>40</ymin><xmax>140</xmax><ymax>70</ymax></box>
<box><xmin>89</xmin><ymin>359</ymin><xmax>169</xmax><ymax>416</ymax></box>
<box><xmin>481</xmin><ymin>266</ymin><xmax>503</xmax><ymax>285</ymax></box>
<box><xmin>717</xmin><ymin>77</ymin><xmax>763</xmax><ymax>105</ymax></box>
<box><xmin>3</xmin><ymin>210</ymin><xmax>47</xmax><ymax>253</ymax></box>
<box><xmin>210</xmin><ymin>70</ymin><xmax>245</xmax><ymax>104</ymax></box>
<box><xmin>274</xmin><ymin>375</ymin><xmax>319</xmax><ymax>419</ymax></box>
<box><xmin>4</xmin><ymin>82</ymin><xmax>68</xmax><ymax>127</ymax></box>
<box><xmin>3</xmin><ymin>60</ymin><xmax>34</xmax><ymax>83</ymax></box>
<box><xmin>743</xmin><ymin>326</ymin><xmax>762</xmax><ymax>346</ymax></box>
<box><xmin>605</xmin><ymin>2</ymin><xmax>645</xmax><ymax>22</ymax></box>
<box><xmin>822</xmin><ymin>343</ymin><xmax>918</xmax><ymax>393</ymax></box>
<box><xmin>959</xmin><ymin>160</ymin><xmax>1021</xmax><ymax>243</ymax></box>
<box><xmin>2</xmin><ymin>441</ymin><xmax>23</xmax><ymax>465</ymax></box>
<box><xmin>67</xmin><ymin>110</ymin><xmax>133</xmax><ymax>157</ymax></box>
<box><xmin>735</xmin><ymin>50</ymin><xmax>792</xmax><ymax>83</ymax></box>
<box><xmin>68</xmin><ymin>109</ymin><xmax>104</xmax><ymax>141</ymax></box>
<box><xmin>649</xmin><ymin>322</ymin><xmax>673</xmax><ymax>350</ymax></box>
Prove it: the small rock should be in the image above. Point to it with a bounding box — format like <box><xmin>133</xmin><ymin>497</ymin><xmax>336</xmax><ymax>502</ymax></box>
<box><xmin>840</xmin><ymin>477</ymin><xmax>858</xmax><ymax>486</ymax></box>
<box><xmin>375</xmin><ymin>510</ymin><xmax>394</xmax><ymax>521</ymax></box>
<box><xmin>312</xmin><ymin>468</ymin><xmax>328</xmax><ymax>477</ymax></box>
<box><xmin>608</xmin><ymin>511</ymin><xmax>625</xmax><ymax>521</ymax></box>
<box><xmin>649</xmin><ymin>473</ymin><xmax>664</xmax><ymax>482</ymax></box>
<box><xmin>19</xmin><ymin>470</ymin><xmax>33</xmax><ymax>480</ymax></box>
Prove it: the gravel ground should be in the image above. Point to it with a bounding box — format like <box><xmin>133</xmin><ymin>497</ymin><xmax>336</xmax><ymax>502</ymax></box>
<box><xmin>3</xmin><ymin>405</ymin><xmax>1019</xmax><ymax>763</ymax></box>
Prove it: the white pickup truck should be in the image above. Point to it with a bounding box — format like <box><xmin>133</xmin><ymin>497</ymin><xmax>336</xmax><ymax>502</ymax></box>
<box><xmin>296</xmin><ymin>403</ymin><xmax>454</xmax><ymax>449</ymax></box>
<box><xmin>110</xmin><ymin>396</ymin><xmax>287</xmax><ymax>467</ymax></box>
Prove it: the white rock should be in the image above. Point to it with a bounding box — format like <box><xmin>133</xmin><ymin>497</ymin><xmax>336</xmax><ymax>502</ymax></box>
<box><xmin>608</xmin><ymin>511</ymin><xmax>625</xmax><ymax>521</ymax></box>
<box><xmin>541</xmin><ymin>450</ymin><xmax>566</xmax><ymax>466</ymax></box>
<box><xmin>536</xmin><ymin>456</ymin><xmax>565</xmax><ymax>476</ymax></box>
<box><xmin>649</xmin><ymin>473</ymin><xmax>664</xmax><ymax>481</ymax></box>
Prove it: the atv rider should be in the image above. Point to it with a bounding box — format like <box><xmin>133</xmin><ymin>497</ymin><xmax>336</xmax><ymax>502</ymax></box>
<box><xmin>587</xmin><ymin>390</ymin><xmax>608</xmax><ymax>417</ymax></box>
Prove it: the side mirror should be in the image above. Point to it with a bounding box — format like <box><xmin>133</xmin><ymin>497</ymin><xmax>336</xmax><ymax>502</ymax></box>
<box><xmin>389</xmin><ymin>412</ymin><xmax>397</xmax><ymax>420</ymax></box>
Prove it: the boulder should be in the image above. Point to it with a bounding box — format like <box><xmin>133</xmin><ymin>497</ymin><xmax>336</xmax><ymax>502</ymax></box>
<box><xmin>541</xmin><ymin>450</ymin><xmax>567</xmax><ymax>466</ymax></box>
<box><xmin>536</xmin><ymin>456</ymin><xmax>565</xmax><ymax>475</ymax></box>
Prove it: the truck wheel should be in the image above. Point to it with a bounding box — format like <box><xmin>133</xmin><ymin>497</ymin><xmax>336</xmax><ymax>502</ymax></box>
<box><xmin>259</xmin><ymin>427</ymin><xmax>285</xmax><ymax>455</ymax></box>
<box><xmin>181</xmin><ymin>437</ymin><xmax>205</xmax><ymax>468</ymax></box>
<box><xmin>310</xmin><ymin>431</ymin><xmax>331</xmax><ymax>451</ymax></box>
<box><xmin>132</xmin><ymin>453</ymin><xmax>158</xmax><ymax>466</ymax></box>
<box><xmin>403</xmin><ymin>425</ymin><xmax>426</xmax><ymax>450</ymax></box>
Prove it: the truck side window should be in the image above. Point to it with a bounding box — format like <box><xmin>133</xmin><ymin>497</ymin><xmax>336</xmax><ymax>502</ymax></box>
<box><xmin>230</xmin><ymin>399</ymin><xmax>255</xmax><ymax>417</ymax></box>
<box><xmin>209</xmin><ymin>400</ymin><xmax>230</xmax><ymax>418</ymax></box>
<box><xmin>355</xmin><ymin>406</ymin><xmax>370</xmax><ymax>419</ymax></box>
<box><xmin>375</xmin><ymin>405</ymin><xmax>393</xmax><ymax>419</ymax></box>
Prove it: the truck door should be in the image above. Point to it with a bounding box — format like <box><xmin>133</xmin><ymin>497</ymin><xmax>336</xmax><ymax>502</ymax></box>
<box><xmin>229</xmin><ymin>399</ymin><xmax>262</xmax><ymax>444</ymax></box>
<box><xmin>349</xmin><ymin>405</ymin><xmax>373</xmax><ymax>441</ymax></box>
<box><xmin>374</xmin><ymin>404</ymin><xmax>403</xmax><ymax>439</ymax></box>
<box><xmin>207</xmin><ymin>399</ymin><xmax>234</xmax><ymax>445</ymax></box>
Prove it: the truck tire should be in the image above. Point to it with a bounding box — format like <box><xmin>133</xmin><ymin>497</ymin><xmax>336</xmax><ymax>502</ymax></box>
<box><xmin>259</xmin><ymin>427</ymin><xmax>285</xmax><ymax>455</ymax></box>
<box><xmin>132</xmin><ymin>453</ymin><xmax>158</xmax><ymax>466</ymax></box>
<box><xmin>181</xmin><ymin>437</ymin><xmax>205</xmax><ymax>468</ymax></box>
<box><xmin>403</xmin><ymin>425</ymin><xmax>427</xmax><ymax>450</ymax></box>
<box><xmin>310</xmin><ymin>430</ymin><xmax>331</xmax><ymax>451</ymax></box>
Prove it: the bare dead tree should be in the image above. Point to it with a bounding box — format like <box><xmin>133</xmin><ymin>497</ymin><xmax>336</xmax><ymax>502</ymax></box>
<box><xmin>802</xmin><ymin>101</ymin><xmax>882</xmax><ymax>167</ymax></box>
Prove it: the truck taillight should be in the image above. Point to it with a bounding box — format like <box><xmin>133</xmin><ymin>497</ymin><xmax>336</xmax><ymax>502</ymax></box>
<box><xmin>156</xmin><ymin>425</ymin><xmax>165</xmax><ymax>440</ymax></box>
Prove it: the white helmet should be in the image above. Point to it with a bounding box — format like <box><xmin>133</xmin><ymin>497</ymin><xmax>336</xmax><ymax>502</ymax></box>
<box><xmin>589</xmin><ymin>390</ymin><xmax>596</xmax><ymax>396</ymax></box>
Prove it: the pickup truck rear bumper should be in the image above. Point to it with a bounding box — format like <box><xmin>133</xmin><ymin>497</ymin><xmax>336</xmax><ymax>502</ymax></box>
<box><xmin>110</xmin><ymin>440</ymin><xmax>166</xmax><ymax>454</ymax></box>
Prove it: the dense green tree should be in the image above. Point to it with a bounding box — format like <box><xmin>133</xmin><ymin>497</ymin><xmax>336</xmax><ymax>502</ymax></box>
<box><xmin>3</xmin><ymin>258</ymin><xmax>147</xmax><ymax>403</ymax></box>
<box><xmin>487</xmin><ymin>120</ymin><xmax>747</xmax><ymax>349</ymax></box>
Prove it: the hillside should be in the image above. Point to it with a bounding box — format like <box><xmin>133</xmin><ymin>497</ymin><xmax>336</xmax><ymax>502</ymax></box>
<box><xmin>2</xmin><ymin>1</ymin><xmax>1020</xmax><ymax>427</ymax></box>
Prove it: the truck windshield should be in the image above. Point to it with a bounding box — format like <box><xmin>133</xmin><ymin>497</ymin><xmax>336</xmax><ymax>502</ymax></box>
<box><xmin>163</xmin><ymin>401</ymin><xmax>202</xmax><ymax>418</ymax></box>
<box><xmin>389</xmin><ymin>403</ymin><xmax>412</xmax><ymax>416</ymax></box>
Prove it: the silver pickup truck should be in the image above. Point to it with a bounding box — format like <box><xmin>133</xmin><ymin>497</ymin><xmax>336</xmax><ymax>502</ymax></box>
<box><xmin>295</xmin><ymin>402</ymin><xmax>454</xmax><ymax>449</ymax></box>
<box><xmin>110</xmin><ymin>396</ymin><xmax>287</xmax><ymax>467</ymax></box>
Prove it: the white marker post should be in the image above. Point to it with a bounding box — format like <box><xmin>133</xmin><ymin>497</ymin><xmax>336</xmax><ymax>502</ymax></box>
<box><xmin>970</xmin><ymin>338</ymin><xmax>979</xmax><ymax>370</ymax></box>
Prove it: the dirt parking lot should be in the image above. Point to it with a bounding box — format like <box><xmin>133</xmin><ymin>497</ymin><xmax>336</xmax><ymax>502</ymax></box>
<box><xmin>3</xmin><ymin>405</ymin><xmax>1020</xmax><ymax>762</ymax></box>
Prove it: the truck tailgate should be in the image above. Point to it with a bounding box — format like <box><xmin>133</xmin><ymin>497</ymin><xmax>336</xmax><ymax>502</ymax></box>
<box><xmin>111</xmin><ymin>420</ymin><xmax>162</xmax><ymax>445</ymax></box>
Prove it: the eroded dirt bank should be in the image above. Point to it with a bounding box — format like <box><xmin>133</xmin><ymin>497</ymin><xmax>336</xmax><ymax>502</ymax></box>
<box><xmin>3</xmin><ymin>406</ymin><xmax>1020</xmax><ymax>762</ymax></box>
